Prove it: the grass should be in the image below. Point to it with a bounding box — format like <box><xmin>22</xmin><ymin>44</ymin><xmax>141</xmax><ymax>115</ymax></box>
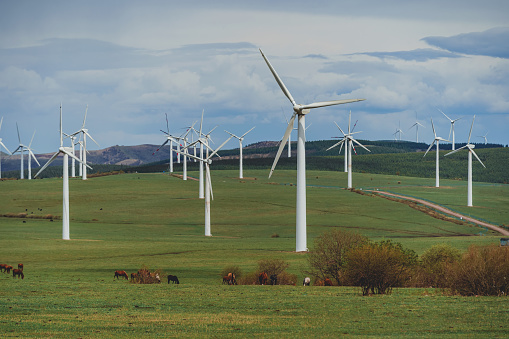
<box><xmin>1</xmin><ymin>170</ymin><xmax>508</xmax><ymax>337</ymax></box>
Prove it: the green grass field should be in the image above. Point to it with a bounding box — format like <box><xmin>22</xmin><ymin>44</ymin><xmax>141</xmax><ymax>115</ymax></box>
<box><xmin>1</xmin><ymin>170</ymin><xmax>508</xmax><ymax>337</ymax></box>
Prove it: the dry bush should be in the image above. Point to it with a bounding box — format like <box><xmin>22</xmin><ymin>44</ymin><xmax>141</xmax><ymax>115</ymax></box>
<box><xmin>449</xmin><ymin>244</ymin><xmax>509</xmax><ymax>296</ymax></box>
<box><xmin>344</xmin><ymin>240</ymin><xmax>417</xmax><ymax>295</ymax></box>
<box><xmin>412</xmin><ymin>243</ymin><xmax>461</xmax><ymax>288</ymax></box>
<box><xmin>307</xmin><ymin>229</ymin><xmax>368</xmax><ymax>285</ymax></box>
<box><xmin>131</xmin><ymin>266</ymin><xmax>162</xmax><ymax>284</ymax></box>
<box><xmin>276</xmin><ymin>271</ymin><xmax>298</xmax><ymax>285</ymax></box>
<box><xmin>257</xmin><ymin>258</ymin><xmax>289</xmax><ymax>277</ymax></box>
<box><xmin>237</xmin><ymin>272</ymin><xmax>259</xmax><ymax>285</ymax></box>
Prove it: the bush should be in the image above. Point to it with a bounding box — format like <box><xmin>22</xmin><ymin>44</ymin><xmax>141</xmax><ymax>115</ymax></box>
<box><xmin>257</xmin><ymin>258</ymin><xmax>289</xmax><ymax>277</ymax></box>
<box><xmin>344</xmin><ymin>240</ymin><xmax>416</xmax><ymax>295</ymax></box>
<box><xmin>449</xmin><ymin>244</ymin><xmax>509</xmax><ymax>296</ymax></box>
<box><xmin>237</xmin><ymin>258</ymin><xmax>295</xmax><ymax>285</ymax></box>
<box><xmin>414</xmin><ymin>243</ymin><xmax>461</xmax><ymax>288</ymax></box>
<box><xmin>307</xmin><ymin>229</ymin><xmax>368</xmax><ymax>285</ymax></box>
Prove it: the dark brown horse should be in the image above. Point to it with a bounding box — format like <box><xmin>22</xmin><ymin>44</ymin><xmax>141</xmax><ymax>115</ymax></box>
<box><xmin>167</xmin><ymin>275</ymin><xmax>180</xmax><ymax>284</ymax></box>
<box><xmin>0</xmin><ymin>264</ymin><xmax>6</xmax><ymax>272</ymax></box>
<box><xmin>324</xmin><ymin>278</ymin><xmax>333</xmax><ymax>286</ymax></box>
<box><xmin>18</xmin><ymin>263</ymin><xmax>23</xmax><ymax>271</ymax></box>
<box><xmin>4</xmin><ymin>265</ymin><xmax>13</xmax><ymax>274</ymax></box>
<box><xmin>12</xmin><ymin>269</ymin><xmax>24</xmax><ymax>279</ymax></box>
<box><xmin>114</xmin><ymin>270</ymin><xmax>128</xmax><ymax>280</ymax></box>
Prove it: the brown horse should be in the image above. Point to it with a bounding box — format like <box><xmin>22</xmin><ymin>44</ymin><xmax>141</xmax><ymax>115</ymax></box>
<box><xmin>4</xmin><ymin>265</ymin><xmax>13</xmax><ymax>274</ymax></box>
<box><xmin>259</xmin><ymin>272</ymin><xmax>268</xmax><ymax>285</ymax></box>
<box><xmin>114</xmin><ymin>270</ymin><xmax>128</xmax><ymax>280</ymax></box>
<box><xmin>223</xmin><ymin>272</ymin><xmax>236</xmax><ymax>285</ymax></box>
<box><xmin>13</xmin><ymin>269</ymin><xmax>24</xmax><ymax>279</ymax></box>
<box><xmin>130</xmin><ymin>273</ymin><xmax>138</xmax><ymax>282</ymax></box>
<box><xmin>324</xmin><ymin>278</ymin><xmax>333</xmax><ymax>286</ymax></box>
<box><xmin>0</xmin><ymin>264</ymin><xmax>6</xmax><ymax>272</ymax></box>
<box><xmin>18</xmin><ymin>263</ymin><xmax>23</xmax><ymax>271</ymax></box>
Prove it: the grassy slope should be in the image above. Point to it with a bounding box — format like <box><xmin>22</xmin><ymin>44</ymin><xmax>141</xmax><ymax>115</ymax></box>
<box><xmin>1</xmin><ymin>171</ymin><xmax>508</xmax><ymax>337</ymax></box>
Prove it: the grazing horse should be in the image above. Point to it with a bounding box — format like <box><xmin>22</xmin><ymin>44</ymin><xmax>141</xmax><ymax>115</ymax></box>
<box><xmin>18</xmin><ymin>263</ymin><xmax>23</xmax><ymax>271</ymax></box>
<box><xmin>130</xmin><ymin>273</ymin><xmax>138</xmax><ymax>282</ymax></box>
<box><xmin>324</xmin><ymin>278</ymin><xmax>333</xmax><ymax>286</ymax></box>
<box><xmin>4</xmin><ymin>265</ymin><xmax>13</xmax><ymax>274</ymax></box>
<box><xmin>303</xmin><ymin>277</ymin><xmax>311</xmax><ymax>286</ymax></box>
<box><xmin>258</xmin><ymin>272</ymin><xmax>268</xmax><ymax>285</ymax></box>
<box><xmin>0</xmin><ymin>264</ymin><xmax>6</xmax><ymax>272</ymax></box>
<box><xmin>270</xmin><ymin>274</ymin><xmax>278</xmax><ymax>285</ymax></box>
<box><xmin>167</xmin><ymin>275</ymin><xmax>180</xmax><ymax>284</ymax></box>
<box><xmin>114</xmin><ymin>270</ymin><xmax>128</xmax><ymax>280</ymax></box>
<box><xmin>222</xmin><ymin>276</ymin><xmax>229</xmax><ymax>284</ymax></box>
<box><xmin>223</xmin><ymin>272</ymin><xmax>236</xmax><ymax>285</ymax></box>
<box><xmin>12</xmin><ymin>269</ymin><xmax>24</xmax><ymax>279</ymax></box>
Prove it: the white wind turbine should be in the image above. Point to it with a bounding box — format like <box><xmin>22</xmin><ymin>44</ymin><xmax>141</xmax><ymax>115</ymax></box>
<box><xmin>327</xmin><ymin>111</ymin><xmax>370</xmax><ymax>189</ymax></box>
<box><xmin>445</xmin><ymin>116</ymin><xmax>485</xmax><ymax>207</ymax></box>
<box><xmin>409</xmin><ymin>121</ymin><xmax>425</xmax><ymax>143</ymax></box>
<box><xmin>438</xmin><ymin>108</ymin><xmax>462</xmax><ymax>150</ymax></box>
<box><xmin>281</xmin><ymin>109</ymin><xmax>297</xmax><ymax>158</ymax></box>
<box><xmin>63</xmin><ymin>132</ymin><xmax>78</xmax><ymax>177</ymax></box>
<box><xmin>180</xmin><ymin>121</ymin><xmax>197</xmax><ymax>181</ymax></box>
<box><xmin>478</xmin><ymin>132</ymin><xmax>488</xmax><ymax>145</ymax></box>
<box><xmin>197</xmin><ymin>122</ymin><xmax>218</xmax><ymax>199</ymax></box>
<box><xmin>154</xmin><ymin>113</ymin><xmax>177</xmax><ymax>173</ymax></box>
<box><xmin>179</xmin><ymin>135</ymin><xmax>233</xmax><ymax>236</ymax></box>
<box><xmin>24</xmin><ymin>130</ymin><xmax>40</xmax><ymax>180</ymax></box>
<box><xmin>260</xmin><ymin>49</ymin><xmax>365</xmax><ymax>252</ymax></box>
<box><xmin>34</xmin><ymin>104</ymin><xmax>91</xmax><ymax>240</ymax></box>
<box><xmin>12</xmin><ymin>123</ymin><xmax>27</xmax><ymax>179</ymax></box>
<box><xmin>70</xmin><ymin>105</ymin><xmax>99</xmax><ymax>180</ymax></box>
<box><xmin>0</xmin><ymin>117</ymin><xmax>12</xmax><ymax>179</ymax></box>
<box><xmin>423</xmin><ymin>118</ymin><xmax>450</xmax><ymax>188</ymax></box>
<box><xmin>393</xmin><ymin>121</ymin><xmax>404</xmax><ymax>141</ymax></box>
<box><xmin>225</xmin><ymin>126</ymin><xmax>255</xmax><ymax>179</ymax></box>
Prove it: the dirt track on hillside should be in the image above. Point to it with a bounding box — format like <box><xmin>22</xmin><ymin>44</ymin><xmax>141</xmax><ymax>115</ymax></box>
<box><xmin>368</xmin><ymin>190</ymin><xmax>509</xmax><ymax>236</ymax></box>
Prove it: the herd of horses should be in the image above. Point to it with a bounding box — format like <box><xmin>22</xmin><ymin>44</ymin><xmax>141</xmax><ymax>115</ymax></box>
<box><xmin>114</xmin><ymin>270</ymin><xmax>180</xmax><ymax>284</ymax></box>
<box><xmin>1</xmin><ymin>263</ymin><xmax>24</xmax><ymax>279</ymax></box>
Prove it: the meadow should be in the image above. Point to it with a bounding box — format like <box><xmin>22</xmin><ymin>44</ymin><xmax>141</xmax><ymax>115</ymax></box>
<box><xmin>1</xmin><ymin>170</ymin><xmax>508</xmax><ymax>337</ymax></box>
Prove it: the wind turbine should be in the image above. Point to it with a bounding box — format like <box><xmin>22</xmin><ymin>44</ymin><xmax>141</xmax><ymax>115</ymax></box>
<box><xmin>153</xmin><ymin>113</ymin><xmax>177</xmax><ymax>173</ymax></box>
<box><xmin>445</xmin><ymin>116</ymin><xmax>485</xmax><ymax>207</ymax></box>
<box><xmin>179</xmin><ymin>135</ymin><xmax>233</xmax><ymax>236</ymax></box>
<box><xmin>281</xmin><ymin>109</ymin><xmax>297</xmax><ymax>157</ymax></box>
<box><xmin>327</xmin><ymin>111</ymin><xmax>370</xmax><ymax>189</ymax></box>
<box><xmin>180</xmin><ymin>121</ymin><xmax>197</xmax><ymax>181</ymax></box>
<box><xmin>24</xmin><ymin>130</ymin><xmax>40</xmax><ymax>180</ymax></box>
<box><xmin>0</xmin><ymin>117</ymin><xmax>12</xmax><ymax>179</ymax></box>
<box><xmin>423</xmin><ymin>118</ymin><xmax>450</xmax><ymax>188</ymax></box>
<box><xmin>12</xmin><ymin>123</ymin><xmax>27</xmax><ymax>179</ymax></box>
<box><xmin>409</xmin><ymin>121</ymin><xmax>425</xmax><ymax>143</ymax></box>
<box><xmin>438</xmin><ymin>108</ymin><xmax>462</xmax><ymax>150</ymax></box>
<box><xmin>197</xmin><ymin>122</ymin><xmax>218</xmax><ymax>199</ymax></box>
<box><xmin>260</xmin><ymin>49</ymin><xmax>365</xmax><ymax>252</ymax></box>
<box><xmin>393</xmin><ymin>121</ymin><xmax>403</xmax><ymax>141</ymax></box>
<box><xmin>225</xmin><ymin>126</ymin><xmax>255</xmax><ymax>179</ymax></box>
<box><xmin>63</xmin><ymin>132</ymin><xmax>78</xmax><ymax>177</ymax></box>
<box><xmin>34</xmin><ymin>104</ymin><xmax>91</xmax><ymax>240</ymax></box>
<box><xmin>70</xmin><ymin>105</ymin><xmax>99</xmax><ymax>180</ymax></box>
<box><xmin>478</xmin><ymin>132</ymin><xmax>488</xmax><ymax>145</ymax></box>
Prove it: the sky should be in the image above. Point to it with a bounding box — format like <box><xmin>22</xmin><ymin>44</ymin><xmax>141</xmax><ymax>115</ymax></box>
<box><xmin>0</xmin><ymin>1</ymin><xmax>508</xmax><ymax>154</ymax></box>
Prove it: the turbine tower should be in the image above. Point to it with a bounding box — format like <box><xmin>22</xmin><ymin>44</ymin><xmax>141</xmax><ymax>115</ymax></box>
<box><xmin>24</xmin><ymin>130</ymin><xmax>40</xmax><ymax>180</ymax></box>
<box><xmin>423</xmin><ymin>118</ymin><xmax>449</xmax><ymax>188</ymax></box>
<box><xmin>445</xmin><ymin>116</ymin><xmax>485</xmax><ymax>207</ymax></box>
<box><xmin>438</xmin><ymin>108</ymin><xmax>462</xmax><ymax>150</ymax></box>
<box><xmin>225</xmin><ymin>126</ymin><xmax>255</xmax><ymax>179</ymax></box>
<box><xmin>0</xmin><ymin>117</ymin><xmax>13</xmax><ymax>179</ymax></box>
<box><xmin>260</xmin><ymin>49</ymin><xmax>365</xmax><ymax>252</ymax></box>
<box><xmin>34</xmin><ymin>104</ymin><xmax>91</xmax><ymax>240</ymax></box>
<box><xmin>327</xmin><ymin>111</ymin><xmax>370</xmax><ymax>189</ymax></box>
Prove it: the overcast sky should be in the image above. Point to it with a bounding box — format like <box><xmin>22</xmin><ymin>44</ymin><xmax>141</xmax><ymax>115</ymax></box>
<box><xmin>1</xmin><ymin>1</ymin><xmax>508</xmax><ymax>154</ymax></box>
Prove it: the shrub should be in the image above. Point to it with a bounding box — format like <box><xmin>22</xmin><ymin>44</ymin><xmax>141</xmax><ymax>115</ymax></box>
<box><xmin>257</xmin><ymin>258</ymin><xmax>289</xmax><ymax>277</ymax></box>
<box><xmin>415</xmin><ymin>243</ymin><xmax>461</xmax><ymax>288</ymax></box>
<box><xmin>131</xmin><ymin>266</ymin><xmax>162</xmax><ymax>284</ymax></box>
<box><xmin>449</xmin><ymin>244</ymin><xmax>509</xmax><ymax>296</ymax></box>
<box><xmin>344</xmin><ymin>240</ymin><xmax>416</xmax><ymax>295</ymax></box>
<box><xmin>307</xmin><ymin>229</ymin><xmax>368</xmax><ymax>285</ymax></box>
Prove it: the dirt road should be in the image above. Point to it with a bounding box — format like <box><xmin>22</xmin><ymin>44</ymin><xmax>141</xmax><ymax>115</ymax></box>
<box><xmin>368</xmin><ymin>190</ymin><xmax>509</xmax><ymax>236</ymax></box>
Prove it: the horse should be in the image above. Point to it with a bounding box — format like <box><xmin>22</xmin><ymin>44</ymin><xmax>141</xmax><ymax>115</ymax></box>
<box><xmin>114</xmin><ymin>270</ymin><xmax>128</xmax><ymax>280</ymax></box>
<box><xmin>303</xmin><ymin>277</ymin><xmax>311</xmax><ymax>286</ymax></box>
<box><xmin>324</xmin><ymin>278</ymin><xmax>333</xmax><ymax>286</ymax></box>
<box><xmin>224</xmin><ymin>272</ymin><xmax>236</xmax><ymax>285</ymax></box>
<box><xmin>130</xmin><ymin>273</ymin><xmax>138</xmax><ymax>282</ymax></box>
<box><xmin>18</xmin><ymin>263</ymin><xmax>23</xmax><ymax>271</ymax></box>
<box><xmin>4</xmin><ymin>265</ymin><xmax>13</xmax><ymax>274</ymax></box>
<box><xmin>167</xmin><ymin>275</ymin><xmax>180</xmax><ymax>284</ymax></box>
<box><xmin>222</xmin><ymin>276</ymin><xmax>229</xmax><ymax>284</ymax></box>
<box><xmin>12</xmin><ymin>269</ymin><xmax>24</xmax><ymax>279</ymax></box>
<box><xmin>258</xmin><ymin>272</ymin><xmax>268</xmax><ymax>285</ymax></box>
<box><xmin>270</xmin><ymin>274</ymin><xmax>278</xmax><ymax>285</ymax></box>
<box><xmin>0</xmin><ymin>264</ymin><xmax>6</xmax><ymax>272</ymax></box>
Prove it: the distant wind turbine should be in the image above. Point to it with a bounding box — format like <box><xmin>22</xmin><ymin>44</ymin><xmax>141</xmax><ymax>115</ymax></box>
<box><xmin>225</xmin><ymin>126</ymin><xmax>255</xmax><ymax>179</ymax></box>
<box><xmin>327</xmin><ymin>111</ymin><xmax>370</xmax><ymax>189</ymax></box>
<box><xmin>153</xmin><ymin>113</ymin><xmax>178</xmax><ymax>173</ymax></box>
<box><xmin>477</xmin><ymin>132</ymin><xmax>488</xmax><ymax>145</ymax></box>
<box><xmin>24</xmin><ymin>130</ymin><xmax>40</xmax><ymax>180</ymax></box>
<box><xmin>0</xmin><ymin>117</ymin><xmax>12</xmax><ymax>179</ymax></box>
<box><xmin>393</xmin><ymin>121</ymin><xmax>403</xmax><ymax>141</ymax></box>
<box><xmin>438</xmin><ymin>108</ymin><xmax>462</xmax><ymax>150</ymax></box>
<box><xmin>34</xmin><ymin>104</ymin><xmax>91</xmax><ymax>240</ymax></box>
<box><xmin>423</xmin><ymin>118</ymin><xmax>450</xmax><ymax>188</ymax></box>
<box><xmin>70</xmin><ymin>105</ymin><xmax>99</xmax><ymax>180</ymax></box>
<box><xmin>12</xmin><ymin>123</ymin><xmax>27</xmax><ymax>179</ymax></box>
<box><xmin>445</xmin><ymin>116</ymin><xmax>485</xmax><ymax>207</ymax></box>
<box><xmin>260</xmin><ymin>48</ymin><xmax>365</xmax><ymax>252</ymax></box>
<box><xmin>409</xmin><ymin>121</ymin><xmax>425</xmax><ymax>143</ymax></box>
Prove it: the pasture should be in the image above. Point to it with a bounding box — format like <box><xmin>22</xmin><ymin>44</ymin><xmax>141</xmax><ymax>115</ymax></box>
<box><xmin>1</xmin><ymin>170</ymin><xmax>508</xmax><ymax>337</ymax></box>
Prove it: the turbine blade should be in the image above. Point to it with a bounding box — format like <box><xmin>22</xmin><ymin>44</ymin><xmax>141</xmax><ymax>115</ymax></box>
<box><xmin>352</xmin><ymin>138</ymin><xmax>371</xmax><ymax>152</ymax></box>
<box><xmin>430</xmin><ymin>118</ymin><xmax>436</xmax><ymax>138</ymax></box>
<box><xmin>326</xmin><ymin>139</ymin><xmax>345</xmax><ymax>151</ymax></box>
<box><xmin>300</xmin><ymin>99</ymin><xmax>365</xmax><ymax>110</ymax></box>
<box><xmin>240</xmin><ymin>126</ymin><xmax>255</xmax><ymax>138</ymax></box>
<box><xmin>207</xmin><ymin>135</ymin><xmax>234</xmax><ymax>160</ymax></box>
<box><xmin>259</xmin><ymin>49</ymin><xmax>296</xmax><ymax>106</ymax></box>
<box><xmin>152</xmin><ymin>139</ymin><xmax>169</xmax><ymax>154</ymax></box>
<box><xmin>467</xmin><ymin>115</ymin><xmax>475</xmax><ymax>144</ymax></box>
<box><xmin>423</xmin><ymin>141</ymin><xmax>435</xmax><ymax>157</ymax></box>
<box><xmin>206</xmin><ymin>164</ymin><xmax>213</xmax><ymax>200</ymax></box>
<box><xmin>0</xmin><ymin>141</ymin><xmax>12</xmax><ymax>155</ymax></box>
<box><xmin>16</xmin><ymin>122</ymin><xmax>21</xmax><ymax>144</ymax></box>
<box><xmin>225</xmin><ymin>130</ymin><xmax>240</xmax><ymax>140</ymax></box>
<box><xmin>0</xmin><ymin>116</ymin><xmax>2</xmax><ymax>130</ymax></box>
<box><xmin>34</xmin><ymin>151</ymin><xmax>61</xmax><ymax>178</ymax></box>
<box><xmin>470</xmin><ymin>148</ymin><xmax>486</xmax><ymax>168</ymax></box>
<box><xmin>63</xmin><ymin>148</ymin><xmax>92</xmax><ymax>169</ymax></box>
<box><xmin>269</xmin><ymin>113</ymin><xmax>296</xmax><ymax>178</ymax></box>
<box><xmin>82</xmin><ymin>104</ymin><xmax>88</xmax><ymax>129</ymax></box>
<box><xmin>437</xmin><ymin>108</ymin><xmax>452</xmax><ymax>122</ymax></box>
<box><xmin>165</xmin><ymin>112</ymin><xmax>170</xmax><ymax>134</ymax></box>
<box><xmin>445</xmin><ymin>145</ymin><xmax>468</xmax><ymax>156</ymax></box>
<box><xmin>29</xmin><ymin>130</ymin><xmax>36</xmax><ymax>148</ymax></box>
<box><xmin>28</xmin><ymin>149</ymin><xmax>40</xmax><ymax>166</ymax></box>
<box><xmin>84</xmin><ymin>131</ymin><xmax>100</xmax><ymax>147</ymax></box>
<box><xmin>199</xmin><ymin>109</ymin><xmax>204</xmax><ymax>136</ymax></box>
<box><xmin>334</xmin><ymin>121</ymin><xmax>346</xmax><ymax>137</ymax></box>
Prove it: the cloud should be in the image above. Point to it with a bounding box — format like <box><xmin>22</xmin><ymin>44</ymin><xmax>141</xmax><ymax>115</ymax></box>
<box><xmin>360</xmin><ymin>48</ymin><xmax>461</xmax><ymax>62</ymax></box>
<box><xmin>422</xmin><ymin>27</ymin><xmax>509</xmax><ymax>59</ymax></box>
